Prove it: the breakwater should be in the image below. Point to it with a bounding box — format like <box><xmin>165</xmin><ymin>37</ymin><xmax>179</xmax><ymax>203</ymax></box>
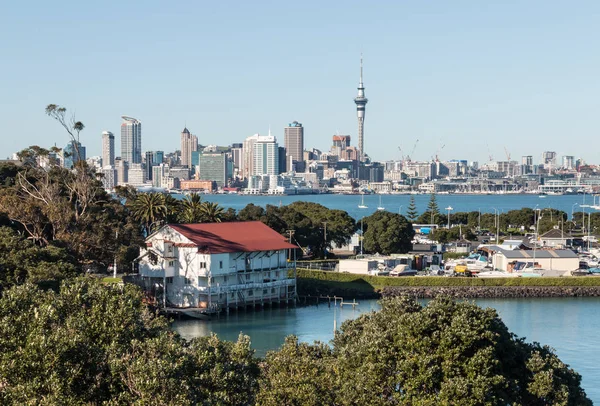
<box><xmin>382</xmin><ymin>286</ymin><xmax>600</xmax><ymax>299</ymax></box>
<box><xmin>297</xmin><ymin>269</ymin><xmax>600</xmax><ymax>299</ymax></box>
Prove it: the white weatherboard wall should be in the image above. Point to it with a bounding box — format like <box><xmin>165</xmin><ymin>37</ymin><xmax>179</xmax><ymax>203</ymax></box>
<box><xmin>138</xmin><ymin>227</ymin><xmax>295</xmax><ymax>309</ymax></box>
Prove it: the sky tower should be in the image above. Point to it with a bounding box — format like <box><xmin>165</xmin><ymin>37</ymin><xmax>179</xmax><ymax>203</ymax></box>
<box><xmin>354</xmin><ymin>54</ymin><xmax>368</xmax><ymax>162</ymax></box>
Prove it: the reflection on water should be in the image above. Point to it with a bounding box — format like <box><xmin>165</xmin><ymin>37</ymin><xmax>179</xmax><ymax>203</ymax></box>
<box><xmin>173</xmin><ymin>297</ymin><xmax>600</xmax><ymax>403</ymax></box>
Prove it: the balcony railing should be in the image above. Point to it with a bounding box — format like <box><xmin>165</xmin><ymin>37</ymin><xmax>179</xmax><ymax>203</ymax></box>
<box><xmin>196</xmin><ymin>278</ymin><xmax>295</xmax><ymax>294</ymax></box>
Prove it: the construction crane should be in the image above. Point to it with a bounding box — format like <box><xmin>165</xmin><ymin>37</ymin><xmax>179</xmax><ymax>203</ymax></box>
<box><xmin>397</xmin><ymin>146</ymin><xmax>404</xmax><ymax>162</ymax></box>
<box><xmin>504</xmin><ymin>146</ymin><xmax>511</xmax><ymax>161</ymax></box>
<box><xmin>486</xmin><ymin>143</ymin><xmax>494</xmax><ymax>162</ymax></box>
<box><xmin>406</xmin><ymin>139</ymin><xmax>419</xmax><ymax>162</ymax></box>
<box><xmin>434</xmin><ymin>144</ymin><xmax>445</xmax><ymax>162</ymax></box>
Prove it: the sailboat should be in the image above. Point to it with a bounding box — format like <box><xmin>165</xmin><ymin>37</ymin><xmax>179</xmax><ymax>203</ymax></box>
<box><xmin>377</xmin><ymin>195</ymin><xmax>385</xmax><ymax>211</ymax></box>
<box><xmin>358</xmin><ymin>194</ymin><xmax>368</xmax><ymax>209</ymax></box>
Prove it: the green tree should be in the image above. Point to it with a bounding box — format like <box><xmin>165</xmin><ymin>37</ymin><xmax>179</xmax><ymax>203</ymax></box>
<box><xmin>405</xmin><ymin>195</ymin><xmax>418</xmax><ymax>222</ymax></box>
<box><xmin>362</xmin><ymin>211</ymin><xmax>414</xmax><ymax>255</ymax></box>
<box><xmin>200</xmin><ymin>201</ymin><xmax>225</xmax><ymax>223</ymax></box>
<box><xmin>0</xmin><ymin>227</ymin><xmax>77</xmax><ymax>289</ymax></box>
<box><xmin>179</xmin><ymin>193</ymin><xmax>204</xmax><ymax>223</ymax></box>
<box><xmin>332</xmin><ymin>296</ymin><xmax>591</xmax><ymax>405</ymax></box>
<box><xmin>427</xmin><ymin>192</ymin><xmax>440</xmax><ymax>215</ymax></box>
<box><xmin>0</xmin><ymin>278</ymin><xmax>261</xmax><ymax>405</ymax></box>
<box><xmin>130</xmin><ymin>192</ymin><xmax>168</xmax><ymax>234</ymax></box>
<box><xmin>238</xmin><ymin>203</ymin><xmax>266</xmax><ymax>221</ymax></box>
<box><xmin>257</xmin><ymin>336</ymin><xmax>338</xmax><ymax>406</ymax></box>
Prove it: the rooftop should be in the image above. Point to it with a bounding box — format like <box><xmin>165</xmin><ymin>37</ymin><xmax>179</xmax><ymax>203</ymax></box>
<box><xmin>166</xmin><ymin>221</ymin><xmax>296</xmax><ymax>254</ymax></box>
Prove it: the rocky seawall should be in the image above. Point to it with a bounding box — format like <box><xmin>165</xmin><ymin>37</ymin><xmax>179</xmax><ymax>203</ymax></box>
<box><xmin>382</xmin><ymin>286</ymin><xmax>600</xmax><ymax>299</ymax></box>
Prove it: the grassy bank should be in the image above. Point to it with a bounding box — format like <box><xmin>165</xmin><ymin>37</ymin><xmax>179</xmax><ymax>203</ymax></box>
<box><xmin>296</xmin><ymin>268</ymin><xmax>600</xmax><ymax>298</ymax></box>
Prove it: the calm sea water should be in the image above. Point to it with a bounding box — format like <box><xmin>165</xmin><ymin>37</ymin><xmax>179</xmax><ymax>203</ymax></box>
<box><xmin>198</xmin><ymin>193</ymin><xmax>595</xmax><ymax>219</ymax></box>
<box><xmin>172</xmin><ymin>297</ymin><xmax>600</xmax><ymax>403</ymax></box>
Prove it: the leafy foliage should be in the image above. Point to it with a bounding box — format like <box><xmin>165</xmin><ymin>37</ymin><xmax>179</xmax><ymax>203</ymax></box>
<box><xmin>0</xmin><ymin>278</ymin><xmax>260</xmax><ymax>405</ymax></box>
<box><xmin>331</xmin><ymin>296</ymin><xmax>591</xmax><ymax>405</ymax></box>
<box><xmin>362</xmin><ymin>210</ymin><xmax>415</xmax><ymax>255</ymax></box>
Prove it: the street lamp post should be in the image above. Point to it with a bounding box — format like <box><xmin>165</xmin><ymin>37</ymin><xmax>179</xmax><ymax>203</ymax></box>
<box><xmin>492</xmin><ymin>208</ymin><xmax>499</xmax><ymax>244</ymax></box>
<box><xmin>322</xmin><ymin>221</ymin><xmax>327</xmax><ymax>258</ymax></box>
<box><xmin>445</xmin><ymin>206</ymin><xmax>453</xmax><ymax>229</ymax></box>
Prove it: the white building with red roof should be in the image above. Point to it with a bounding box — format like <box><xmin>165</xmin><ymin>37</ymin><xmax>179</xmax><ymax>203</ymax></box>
<box><xmin>137</xmin><ymin>221</ymin><xmax>297</xmax><ymax>311</ymax></box>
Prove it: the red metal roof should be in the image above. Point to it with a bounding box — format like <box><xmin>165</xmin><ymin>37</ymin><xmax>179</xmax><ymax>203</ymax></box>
<box><xmin>167</xmin><ymin>221</ymin><xmax>296</xmax><ymax>254</ymax></box>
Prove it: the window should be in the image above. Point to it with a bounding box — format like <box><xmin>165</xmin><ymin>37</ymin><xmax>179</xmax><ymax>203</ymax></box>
<box><xmin>275</xmin><ymin>271</ymin><xmax>280</xmax><ymax>277</ymax></box>
<box><xmin>219</xmin><ymin>261</ymin><xmax>223</xmax><ymax>269</ymax></box>
<box><xmin>230</xmin><ymin>292</ymin><xmax>235</xmax><ymax>298</ymax></box>
<box><xmin>224</xmin><ymin>276</ymin><xmax>228</xmax><ymax>282</ymax></box>
<box><xmin>200</xmin><ymin>262</ymin><xmax>207</xmax><ymax>269</ymax></box>
<box><xmin>271</xmin><ymin>288</ymin><xmax>275</xmax><ymax>293</ymax></box>
<box><xmin>168</xmin><ymin>261</ymin><xmax>175</xmax><ymax>267</ymax></box>
<box><xmin>247</xmin><ymin>290</ymin><xmax>253</xmax><ymax>296</ymax></box>
<box><xmin>166</xmin><ymin>277</ymin><xmax>173</xmax><ymax>284</ymax></box>
<box><xmin>245</xmin><ymin>274</ymin><xmax>251</xmax><ymax>281</ymax></box>
<box><xmin>167</xmin><ymin>245</ymin><xmax>173</xmax><ymax>253</ymax></box>
<box><xmin>263</xmin><ymin>289</ymin><xmax>267</xmax><ymax>295</ymax></box>
<box><xmin>210</xmin><ymin>277</ymin><xmax>214</xmax><ymax>284</ymax></box>
<box><xmin>185</xmin><ymin>277</ymin><xmax>193</xmax><ymax>285</ymax></box>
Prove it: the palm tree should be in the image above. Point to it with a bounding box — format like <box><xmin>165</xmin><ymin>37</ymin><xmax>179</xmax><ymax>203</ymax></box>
<box><xmin>163</xmin><ymin>194</ymin><xmax>181</xmax><ymax>223</ymax></box>
<box><xmin>179</xmin><ymin>193</ymin><xmax>204</xmax><ymax>223</ymax></box>
<box><xmin>200</xmin><ymin>201</ymin><xmax>225</xmax><ymax>223</ymax></box>
<box><xmin>130</xmin><ymin>192</ymin><xmax>167</xmax><ymax>234</ymax></box>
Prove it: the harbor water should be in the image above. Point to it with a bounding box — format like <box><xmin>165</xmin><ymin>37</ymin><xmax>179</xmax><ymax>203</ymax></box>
<box><xmin>173</xmin><ymin>297</ymin><xmax>600</xmax><ymax>403</ymax></box>
<box><xmin>197</xmin><ymin>192</ymin><xmax>595</xmax><ymax>220</ymax></box>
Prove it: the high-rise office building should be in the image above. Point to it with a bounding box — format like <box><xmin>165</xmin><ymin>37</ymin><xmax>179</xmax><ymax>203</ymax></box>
<box><xmin>144</xmin><ymin>151</ymin><xmax>154</xmax><ymax>180</ymax></box>
<box><xmin>230</xmin><ymin>143</ymin><xmax>243</xmax><ymax>171</ymax></box>
<box><xmin>542</xmin><ymin>151</ymin><xmax>557</xmax><ymax>170</ymax></box>
<box><xmin>522</xmin><ymin>156</ymin><xmax>533</xmax><ymax>166</ymax></box>
<box><xmin>562</xmin><ymin>156</ymin><xmax>575</xmax><ymax>170</ymax></box>
<box><xmin>198</xmin><ymin>153</ymin><xmax>228</xmax><ymax>188</ymax></box>
<box><xmin>152</xmin><ymin>151</ymin><xmax>164</xmax><ymax>165</ymax></box>
<box><xmin>253</xmin><ymin>135</ymin><xmax>279</xmax><ymax>176</ymax></box>
<box><xmin>278</xmin><ymin>146</ymin><xmax>287</xmax><ymax>175</ymax></box>
<box><xmin>180</xmin><ymin>127</ymin><xmax>198</xmax><ymax>168</ymax></box>
<box><xmin>63</xmin><ymin>140</ymin><xmax>86</xmax><ymax>169</ymax></box>
<box><xmin>242</xmin><ymin>134</ymin><xmax>260</xmax><ymax>178</ymax></box>
<box><xmin>331</xmin><ymin>135</ymin><xmax>351</xmax><ymax>158</ymax></box>
<box><xmin>353</xmin><ymin>55</ymin><xmax>368</xmax><ymax>162</ymax></box>
<box><xmin>128</xmin><ymin>163</ymin><xmax>147</xmax><ymax>187</ymax></box>
<box><xmin>120</xmin><ymin>116</ymin><xmax>142</xmax><ymax>164</ymax></box>
<box><xmin>101</xmin><ymin>131</ymin><xmax>115</xmax><ymax>167</ymax></box>
<box><xmin>284</xmin><ymin>121</ymin><xmax>304</xmax><ymax>172</ymax></box>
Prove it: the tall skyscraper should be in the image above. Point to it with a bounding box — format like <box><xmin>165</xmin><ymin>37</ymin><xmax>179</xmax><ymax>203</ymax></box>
<box><xmin>354</xmin><ymin>55</ymin><xmax>368</xmax><ymax>162</ymax></box>
<box><xmin>331</xmin><ymin>135</ymin><xmax>351</xmax><ymax>158</ymax></box>
<box><xmin>180</xmin><ymin>127</ymin><xmax>198</xmax><ymax>167</ymax></box>
<box><xmin>153</xmin><ymin>151</ymin><xmax>164</xmax><ymax>165</ymax></box>
<box><xmin>230</xmin><ymin>143</ymin><xmax>243</xmax><ymax>171</ymax></box>
<box><xmin>63</xmin><ymin>140</ymin><xmax>86</xmax><ymax>169</ymax></box>
<box><xmin>284</xmin><ymin>121</ymin><xmax>305</xmax><ymax>172</ymax></box>
<box><xmin>242</xmin><ymin>134</ymin><xmax>260</xmax><ymax>178</ymax></box>
<box><xmin>253</xmin><ymin>135</ymin><xmax>279</xmax><ymax>176</ymax></box>
<box><xmin>198</xmin><ymin>153</ymin><xmax>228</xmax><ymax>188</ymax></box>
<box><xmin>522</xmin><ymin>156</ymin><xmax>533</xmax><ymax>166</ymax></box>
<box><xmin>562</xmin><ymin>155</ymin><xmax>575</xmax><ymax>170</ymax></box>
<box><xmin>120</xmin><ymin>116</ymin><xmax>142</xmax><ymax>164</ymax></box>
<box><xmin>101</xmin><ymin>131</ymin><xmax>115</xmax><ymax>167</ymax></box>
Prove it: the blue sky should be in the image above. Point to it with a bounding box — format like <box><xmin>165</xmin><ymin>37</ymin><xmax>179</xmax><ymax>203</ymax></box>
<box><xmin>1</xmin><ymin>1</ymin><xmax>599</xmax><ymax>164</ymax></box>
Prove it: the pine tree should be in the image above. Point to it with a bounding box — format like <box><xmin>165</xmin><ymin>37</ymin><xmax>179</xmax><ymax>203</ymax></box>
<box><xmin>427</xmin><ymin>193</ymin><xmax>440</xmax><ymax>224</ymax></box>
<box><xmin>406</xmin><ymin>195</ymin><xmax>418</xmax><ymax>222</ymax></box>
<box><xmin>427</xmin><ymin>193</ymin><xmax>440</xmax><ymax>215</ymax></box>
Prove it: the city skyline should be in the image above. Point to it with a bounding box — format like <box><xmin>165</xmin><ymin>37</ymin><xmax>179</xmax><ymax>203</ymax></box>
<box><xmin>2</xmin><ymin>2</ymin><xmax>600</xmax><ymax>163</ymax></box>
